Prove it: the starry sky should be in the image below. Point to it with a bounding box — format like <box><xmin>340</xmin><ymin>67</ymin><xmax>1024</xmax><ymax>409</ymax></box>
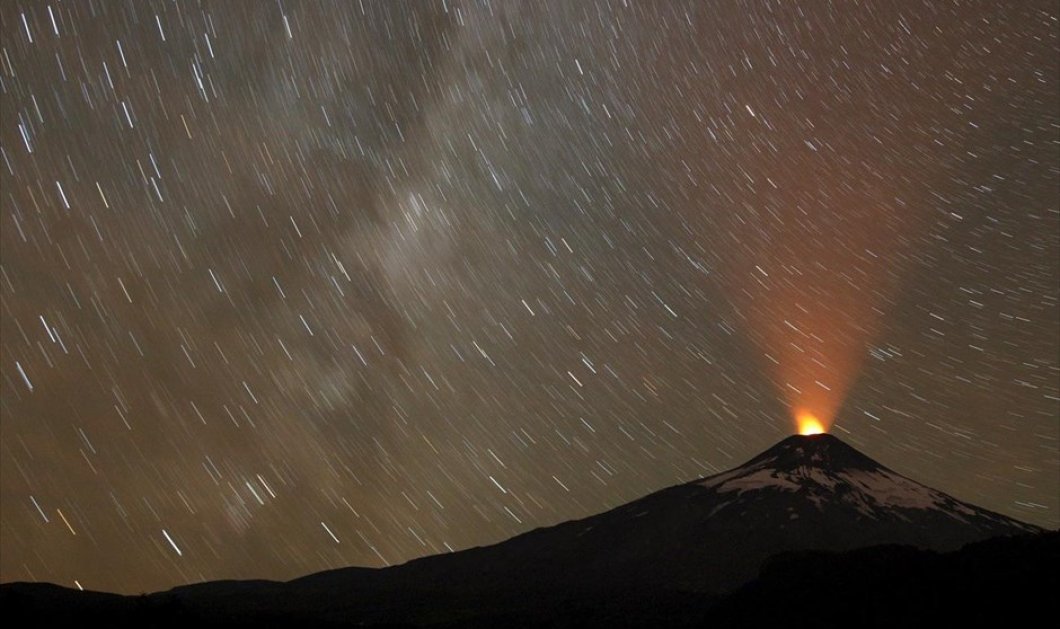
<box><xmin>1</xmin><ymin>0</ymin><xmax>1057</xmax><ymax>594</ymax></box>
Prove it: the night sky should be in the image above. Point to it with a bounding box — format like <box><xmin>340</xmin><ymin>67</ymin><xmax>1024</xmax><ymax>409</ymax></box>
<box><xmin>1</xmin><ymin>1</ymin><xmax>1057</xmax><ymax>594</ymax></box>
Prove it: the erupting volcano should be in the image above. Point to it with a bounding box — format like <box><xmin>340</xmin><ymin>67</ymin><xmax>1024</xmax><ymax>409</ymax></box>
<box><xmin>3</xmin><ymin>432</ymin><xmax>1047</xmax><ymax>627</ymax></box>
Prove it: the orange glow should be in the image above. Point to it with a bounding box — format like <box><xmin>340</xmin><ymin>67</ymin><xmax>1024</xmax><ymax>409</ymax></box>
<box><xmin>796</xmin><ymin>412</ymin><xmax>826</xmax><ymax>436</ymax></box>
<box><xmin>706</xmin><ymin>128</ymin><xmax>924</xmax><ymax>437</ymax></box>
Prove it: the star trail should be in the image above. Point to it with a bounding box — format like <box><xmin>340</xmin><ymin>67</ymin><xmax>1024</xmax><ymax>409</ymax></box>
<box><xmin>1</xmin><ymin>1</ymin><xmax>1057</xmax><ymax>594</ymax></box>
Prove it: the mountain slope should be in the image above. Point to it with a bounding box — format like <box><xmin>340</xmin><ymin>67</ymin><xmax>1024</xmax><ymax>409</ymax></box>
<box><xmin>293</xmin><ymin>433</ymin><xmax>1040</xmax><ymax>596</ymax></box>
<box><xmin>1</xmin><ymin>433</ymin><xmax>1046</xmax><ymax>627</ymax></box>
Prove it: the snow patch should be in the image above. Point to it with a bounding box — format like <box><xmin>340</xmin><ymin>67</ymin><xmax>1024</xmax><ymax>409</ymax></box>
<box><xmin>697</xmin><ymin>468</ymin><xmax>745</xmax><ymax>489</ymax></box>
<box><xmin>838</xmin><ymin>470</ymin><xmax>947</xmax><ymax>510</ymax></box>
<box><xmin>716</xmin><ymin>469</ymin><xmax>801</xmax><ymax>493</ymax></box>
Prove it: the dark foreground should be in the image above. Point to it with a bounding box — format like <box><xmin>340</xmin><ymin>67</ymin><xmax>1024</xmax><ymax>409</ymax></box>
<box><xmin>4</xmin><ymin>531</ymin><xmax>1057</xmax><ymax>628</ymax></box>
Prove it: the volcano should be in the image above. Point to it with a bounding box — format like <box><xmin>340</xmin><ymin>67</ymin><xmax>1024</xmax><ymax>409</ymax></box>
<box><xmin>2</xmin><ymin>434</ymin><xmax>1050</xmax><ymax>627</ymax></box>
<box><xmin>291</xmin><ymin>433</ymin><xmax>1039</xmax><ymax>595</ymax></box>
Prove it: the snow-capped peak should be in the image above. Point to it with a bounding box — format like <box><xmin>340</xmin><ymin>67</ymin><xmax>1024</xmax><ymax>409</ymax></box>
<box><xmin>696</xmin><ymin>434</ymin><xmax>1035</xmax><ymax>528</ymax></box>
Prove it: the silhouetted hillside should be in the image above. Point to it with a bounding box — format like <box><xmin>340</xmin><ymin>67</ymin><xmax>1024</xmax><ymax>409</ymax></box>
<box><xmin>3</xmin><ymin>435</ymin><xmax>1052</xmax><ymax>627</ymax></box>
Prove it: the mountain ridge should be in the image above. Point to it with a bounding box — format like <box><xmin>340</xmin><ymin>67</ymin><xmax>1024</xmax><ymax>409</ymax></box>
<box><xmin>1</xmin><ymin>433</ymin><xmax>1049</xmax><ymax>627</ymax></box>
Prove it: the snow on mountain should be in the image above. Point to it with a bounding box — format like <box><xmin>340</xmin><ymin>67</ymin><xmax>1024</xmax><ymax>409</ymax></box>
<box><xmin>697</xmin><ymin>434</ymin><xmax>1037</xmax><ymax>529</ymax></box>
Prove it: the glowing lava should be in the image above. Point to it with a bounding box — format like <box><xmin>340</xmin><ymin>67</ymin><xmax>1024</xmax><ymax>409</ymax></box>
<box><xmin>796</xmin><ymin>412</ymin><xmax>826</xmax><ymax>436</ymax></box>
